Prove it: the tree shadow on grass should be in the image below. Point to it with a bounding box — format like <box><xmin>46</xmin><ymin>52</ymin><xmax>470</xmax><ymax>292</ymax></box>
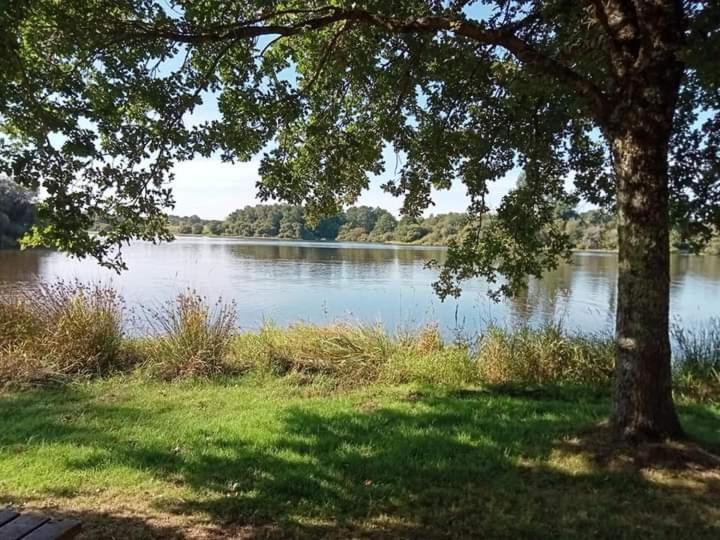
<box><xmin>1</xmin><ymin>386</ymin><xmax>719</xmax><ymax>538</ymax></box>
<box><xmin>162</xmin><ymin>395</ymin><xmax>719</xmax><ymax>538</ymax></box>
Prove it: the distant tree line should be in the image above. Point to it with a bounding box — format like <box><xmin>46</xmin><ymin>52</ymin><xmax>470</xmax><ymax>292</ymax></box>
<box><xmin>167</xmin><ymin>204</ymin><xmax>720</xmax><ymax>255</ymax></box>
<box><xmin>167</xmin><ymin>205</ymin><xmax>470</xmax><ymax>246</ymax></box>
<box><xmin>2</xmin><ymin>190</ymin><xmax>718</xmax><ymax>254</ymax></box>
<box><xmin>0</xmin><ymin>177</ymin><xmax>35</xmax><ymax>249</ymax></box>
<box><xmin>561</xmin><ymin>208</ymin><xmax>720</xmax><ymax>255</ymax></box>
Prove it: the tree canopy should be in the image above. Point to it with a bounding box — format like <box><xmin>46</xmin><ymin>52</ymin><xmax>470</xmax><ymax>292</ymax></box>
<box><xmin>0</xmin><ymin>176</ymin><xmax>34</xmax><ymax>249</ymax></box>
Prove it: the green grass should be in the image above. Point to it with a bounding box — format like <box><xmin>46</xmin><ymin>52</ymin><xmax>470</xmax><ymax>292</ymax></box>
<box><xmin>1</xmin><ymin>377</ymin><xmax>719</xmax><ymax>539</ymax></box>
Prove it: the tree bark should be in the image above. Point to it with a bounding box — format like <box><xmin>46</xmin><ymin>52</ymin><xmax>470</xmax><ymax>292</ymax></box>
<box><xmin>611</xmin><ymin>126</ymin><xmax>684</xmax><ymax>441</ymax></box>
<box><xmin>608</xmin><ymin>4</ymin><xmax>688</xmax><ymax>438</ymax></box>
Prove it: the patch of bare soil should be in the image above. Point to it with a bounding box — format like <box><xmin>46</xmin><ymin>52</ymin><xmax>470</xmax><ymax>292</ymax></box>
<box><xmin>559</xmin><ymin>421</ymin><xmax>720</xmax><ymax>480</ymax></box>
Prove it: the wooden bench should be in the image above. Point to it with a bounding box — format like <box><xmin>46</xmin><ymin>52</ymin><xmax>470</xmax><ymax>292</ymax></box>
<box><xmin>0</xmin><ymin>510</ymin><xmax>81</xmax><ymax>540</ymax></box>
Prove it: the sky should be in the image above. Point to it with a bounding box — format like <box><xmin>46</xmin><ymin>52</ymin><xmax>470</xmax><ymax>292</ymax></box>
<box><xmin>170</xmin><ymin>151</ymin><xmax>521</xmax><ymax>221</ymax></box>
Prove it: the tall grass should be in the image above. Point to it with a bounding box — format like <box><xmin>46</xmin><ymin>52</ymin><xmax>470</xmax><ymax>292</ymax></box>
<box><xmin>0</xmin><ymin>294</ymin><xmax>39</xmax><ymax>348</ymax></box>
<box><xmin>228</xmin><ymin>321</ymin><xmax>479</xmax><ymax>388</ymax></box>
<box><xmin>475</xmin><ymin>325</ymin><xmax>615</xmax><ymax>387</ymax></box>
<box><xmin>673</xmin><ymin>318</ymin><xmax>720</xmax><ymax>371</ymax></box>
<box><xmin>230</xmin><ymin>322</ymin><xmax>396</xmax><ymax>385</ymax></box>
<box><xmin>0</xmin><ymin>280</ymin><xmax>718</xmax><ymax>402</ymax></box>
<box><xmin>141</xmin><ymin>291</ymin><xmax>237</xmax><ymax>379</ymax></box>
<box><xmin>0</xmin><ymin>281</ymin><xmax>125</xmax><ymax>381</ymax></box>
<box><xmin>672</xmin><ymin>318</ymin><xmax>720</xmax><ymax>401</ymax></box>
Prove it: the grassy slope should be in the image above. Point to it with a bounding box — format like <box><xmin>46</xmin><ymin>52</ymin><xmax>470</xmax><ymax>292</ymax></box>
<box><xmin>1</xmin><ymin>377</ymin><xmax>719</xmax><ymax>539</ymax></box>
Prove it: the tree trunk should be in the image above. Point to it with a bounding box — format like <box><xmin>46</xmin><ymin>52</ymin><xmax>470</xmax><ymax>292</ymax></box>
<box><xmin>604</xmin><ymin>0</ymin><xmax>688</xmax><ymax>443</ymax></box>
<box><xmin>611</xmin><ymin>127</ymin><xmax>684</xmax><ymax>441</ymax></box>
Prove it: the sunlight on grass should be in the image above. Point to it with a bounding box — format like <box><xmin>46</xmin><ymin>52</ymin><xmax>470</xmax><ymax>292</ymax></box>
<box><xmin>1</xmin><ymin>378</ymin><xmax>718</xmax><ymax>538</ymax></box>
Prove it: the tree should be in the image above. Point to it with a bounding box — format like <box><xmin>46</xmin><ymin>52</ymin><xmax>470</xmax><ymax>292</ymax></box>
<box><xmin>370</xmin><ymin>211</ymin><xmax>398</xmax><ymax>241</ymax></box>
<box><xmin>312</xmin><ymin>214</ymin><xmax>346</xmax><ymax>240</ymax></box>
<box><xmin>344</xmin><ymin>206</ymin><xmax>381</xmax><ymax>233</ymax></box>
<box><xmin>278</xmin><ymin>205</ymin><xmax>306</xmax><ymax>238</ymax></box>
<box><xmin>0</xmin><ymin>176</ymin><xmax>34</xmax><ymax>248</ymax></box>
<box><xmin>1</xmin><ymin>2</ymin><xmax>718</xmax><ymax>440</ymax></box>
<box><xmin>206</xmin><ymin>221</ymin><xmax>225</xmax><ymax>235</ymax></box>
<box><xmin>395</xmin><ymin>216</ymin><xmax>430</xmax><ymax>243</ymax></box>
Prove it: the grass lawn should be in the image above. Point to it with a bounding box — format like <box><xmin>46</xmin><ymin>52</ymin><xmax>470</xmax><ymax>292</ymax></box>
<box><xmin>1</xmin><ymin>376</ymin><xmax>718</xmax><ymax>539</ymax></box>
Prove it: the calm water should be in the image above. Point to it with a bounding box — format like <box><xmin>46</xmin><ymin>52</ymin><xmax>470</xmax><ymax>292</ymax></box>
<box><xmin>1</xmin><ymin>237</ymin><xmax>719</xmax><ymax>335</ymax></box>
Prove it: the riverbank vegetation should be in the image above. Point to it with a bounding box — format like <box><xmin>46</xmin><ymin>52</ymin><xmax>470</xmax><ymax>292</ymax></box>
<box><xmin>1</xmin><ymin>282</ymin><xmax>718</xmax><ymax>402</ymax></box>
<box><xmin>161</xmin><ymin>204</ymin><xmax>720</xmax><ymax>255</ymax></box>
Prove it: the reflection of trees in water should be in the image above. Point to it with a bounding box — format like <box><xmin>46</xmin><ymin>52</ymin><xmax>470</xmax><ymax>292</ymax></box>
<box><xmin>574</xmin><ymin>254</ymin><xmax>618</xmax><ymax>328</ymax></box>
<box><xmin>508</xmin><ymin>260</ymin><xmax>575</xmax><ymax>327</ymax></box>
<box><xmin>0</xmin><ymin>249</ymin><xmax>44</xmax><ymax>294</ymax></box>
<box><xmin>670</xmin><ymin>254</ymin><xmax>690</xmax><ymax>281</ymax></box>
<box><xmin>218</xmin><ymin>243</ymin><xmax>446</xmax><ymax>285</ymax></box>
<box><xmin>227</xmin><ymin>243</ymin><xmax>444</xmax><ymax>266</ymax></box>
<box><xmin>670</xmin><ymin>253</ymin><xmax>720</xmax><ymax>282</ymax></box>
<box><xmin>507</xmin><ymin>254</ymin><xmax>619</xmax><ymax>329</ymax></box>
<box><xmin>0</xmin><ymin>250</ymin><xmax>45</xmax><ymax>296</ymax></box>
<box><xmin>221</xmin><ymin>245</ymin><xmax>630</xmax><ymax>331</ymax></box>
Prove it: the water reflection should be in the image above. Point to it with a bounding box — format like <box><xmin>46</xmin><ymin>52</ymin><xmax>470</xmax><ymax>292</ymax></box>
<box><xmin>0</xmin><ymin>238</ymin><xmax>718</xmax><ymax>335</ymax></box>
<box><xmin>0</xmin><ymin>249</ymin><xmax>44</xmax><ymax>286</ymax></box>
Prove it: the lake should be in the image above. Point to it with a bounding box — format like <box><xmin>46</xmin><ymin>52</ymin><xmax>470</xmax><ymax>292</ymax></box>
<box><xmin>1</xmin><ymin>237</ymin><xmax>719</xmax><ymax>335</ymax></box>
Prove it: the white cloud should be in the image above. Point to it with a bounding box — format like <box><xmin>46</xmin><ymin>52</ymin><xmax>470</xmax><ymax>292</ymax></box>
<box><xmin>171</xmin><ymin>159</ymin><xmax>262</xmax><ymax>219</ymax></box>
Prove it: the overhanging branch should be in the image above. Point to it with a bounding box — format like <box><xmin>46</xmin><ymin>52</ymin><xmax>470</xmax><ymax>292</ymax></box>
<box><xmin>116</xmin><ymin>7</ymin><xmax>613</xmax><ymax>125</ymax></box>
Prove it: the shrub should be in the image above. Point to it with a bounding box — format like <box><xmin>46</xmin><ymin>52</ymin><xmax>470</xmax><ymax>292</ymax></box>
<box><xmin>142</xmin><ymin>291</ymin><xmax>236</xmax><ymax>379</ymax></box>
<box><xmin>0</xmin><ymin>281</ymin><xmax>126</xmax><ymax>381</ymax></box>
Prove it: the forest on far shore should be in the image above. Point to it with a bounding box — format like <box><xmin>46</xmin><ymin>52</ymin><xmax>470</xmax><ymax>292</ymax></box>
<box><xmin>2</xmin><ymin>175</ymin><xmax>719</xmax><ymax>255</ymax></box>
<box><xmin>162</xmin><ymin>203</ymin><xmax>720</xmax><ymax>255</ymax></box>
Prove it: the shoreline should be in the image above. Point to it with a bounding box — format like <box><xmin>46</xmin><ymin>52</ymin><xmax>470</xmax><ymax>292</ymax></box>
<box><xmin>1</xmin><ymin>236</ymin><xmax>710</xmax><ymax>257</ymax></box>
<box><xmin>171</xmin><ymin>232</ymin><xmax>448</xmax><ymax>248</ymax></box>
<box><xmin>168</xmin><ymin>234</ymin><xmax>706</xmax><ymax>256</ymax></box>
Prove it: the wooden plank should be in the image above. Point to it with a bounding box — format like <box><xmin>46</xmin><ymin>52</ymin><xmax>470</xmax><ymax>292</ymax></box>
<box><xmin>0</xmin><ymin>511</ymin><xmax>19</xmax><ymax>528</ymax></box>
<box><xmin>20</xmin><ymin>519</ymin><xmax>82</xmax><ymax>540</ymax></box>
<box><xmin>0</xmin><ymin>514</ymin><xmax>49</xmax><ymax>540</ymax></box>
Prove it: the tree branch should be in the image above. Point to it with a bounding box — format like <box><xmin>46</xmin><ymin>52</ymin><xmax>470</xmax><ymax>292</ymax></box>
<box><xmin>116</xmin><ymin>7</ymin><xmax>612</xmax><ymax>125</ymax></box>
<box><xmin>301</xmin><ymin>21</ymin><xmax>351</xmax><ymax>93</ymax></box>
